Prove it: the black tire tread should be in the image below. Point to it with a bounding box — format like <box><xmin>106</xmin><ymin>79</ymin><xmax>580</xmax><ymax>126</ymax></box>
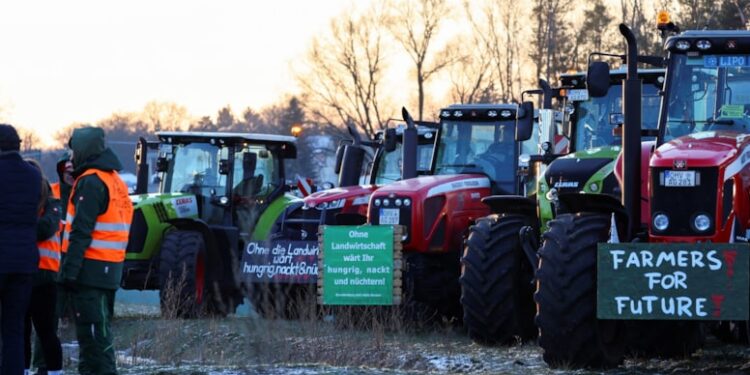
<box><xmin>460</xmin><ymin>214</ymin><xmax>536</xmax><ymax>345</ymax></box>
<box><xmin>535</xmin><ymin>213</ymin><xmax>624</xmax><ymax>369</ymax></box>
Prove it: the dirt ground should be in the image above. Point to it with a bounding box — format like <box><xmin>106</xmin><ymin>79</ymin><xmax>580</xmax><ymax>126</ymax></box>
<box><xmin>48</xmin><ymin>303</ymin><xmax>750</xmax><ymax>375</ymax></box>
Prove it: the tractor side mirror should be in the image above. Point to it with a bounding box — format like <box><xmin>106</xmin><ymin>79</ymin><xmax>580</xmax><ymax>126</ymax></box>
<box><xmin>587</xmin><ymin>61</ymin><xmax>611</xmax><ymax>98</ymax></box>
<box><xmin>384</xmin><ymin>128</ymin><xmax>397</xmax><ymax>152</ymax></box>
<box><xmin>156</xmin><ymin>156</ymin><xmax>168</xmax><ymax>172</ymax></box>
<box><xmin>219</xmin><ymin>159</ymin><xmax>231</xmax><ymax>175</ymax></box>
<box><xmin>515</xmin><ymin>101</ymin><xmax>534</xmax><ymax>142</ymax></box>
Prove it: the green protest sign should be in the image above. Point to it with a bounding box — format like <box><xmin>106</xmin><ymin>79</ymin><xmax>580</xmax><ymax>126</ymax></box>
<box><xmin>320</xmin><ymin>225</ymin><xmax>398</xmax><ymax>305</ymax></box>
<box><xmin>598</xmin><ymin>243</ymin><xmax>749</xmax><ymax>320</ymax></box>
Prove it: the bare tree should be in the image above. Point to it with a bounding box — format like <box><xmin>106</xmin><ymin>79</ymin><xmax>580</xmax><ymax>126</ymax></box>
<box><xmin>17</xmin><ymin>127</ymin><xmax>42</xmax><ymax>152</ymax></box>
<box><xmin>463</xmin><ymin>0</ymin><xmax>525</xmax><ymax>102</ymax></box>
<box><xmin>445</xmin><ymin>34</ymin><xmax>495</xmax><ymax>104</ymax></box>
<box><xmin>529</xmin><ymin>0</ymin><xmax>574</xmax><ymax>84</ymax></box>
<box><xmin>388</xmin><ymin>0</ymin><xmax>458</xmax><ymax>120</ymax></box>
<box><xmin>296</xmin><ymin>7</ymin><xmax>391</xmax><ymax>138</ymax></box>
<box><xmin>141</xmin><ymin>101</ymin><xmax>190</xmax><ymax>132</ymax></box>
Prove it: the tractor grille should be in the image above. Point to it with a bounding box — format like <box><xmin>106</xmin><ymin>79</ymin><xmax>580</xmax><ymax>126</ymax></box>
<box><xmin>651</xmin><ymin>167</ymin><xmax>718</xmax><ymax>236</ymax></box>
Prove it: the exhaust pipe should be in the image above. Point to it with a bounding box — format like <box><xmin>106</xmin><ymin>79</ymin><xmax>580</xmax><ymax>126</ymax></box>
<box><xmin>619</xmin><ymin>23</ymin><xmax>642</xmax><ymax>240</ymax></box>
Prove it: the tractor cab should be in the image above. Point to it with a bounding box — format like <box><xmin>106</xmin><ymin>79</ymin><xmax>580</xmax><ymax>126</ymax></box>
<box><xmin>369</xmin><ymin>124</ymin><xmax>437</xmax><ymax>184</ymax></box>
<box><xmin>660</xmin><ymin>33</ymin><xmax>750</xmax><ymax>141</ymax></box>
<box><xmin>434</xmin><ymin>103</ymin><xmax>534</xmax><ymax>195</ymax></box>
<box><xmin>152</xmin><ymin>132</ymin><xmax>296</xmax><ymax>233</ymax></box>
<box><xmin>560</xmin><ymin>69</ymin><xmax>664</xmax><ymax>150</ymax></box>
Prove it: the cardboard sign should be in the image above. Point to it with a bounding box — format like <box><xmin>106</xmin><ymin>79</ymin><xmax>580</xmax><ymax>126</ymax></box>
<box><xmin>598</xmin><ymin>243</ymin><xmax>749</xmax><ymax>320</ymax></box>
<box><xmin>240</xmin><ymin>240</ymin><xmax>319</xmax><ymax>283</ymax></box>
<box><xmin>319</xmin><ymin>225</ymin><xmax>400</xmax><ymax>305</ymax></box>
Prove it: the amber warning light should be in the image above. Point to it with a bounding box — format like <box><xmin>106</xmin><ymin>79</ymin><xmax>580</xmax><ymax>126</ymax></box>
<box><xmin>657</xmin><ymin>10</ymin><xmax>671</xmax><ymax>28</ymax></box>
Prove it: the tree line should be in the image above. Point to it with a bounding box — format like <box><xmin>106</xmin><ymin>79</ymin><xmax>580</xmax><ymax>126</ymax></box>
<box><xmin>18</xmin><ymin>0</ymin><xmax>750</xmax><ymax>156</ymax></box>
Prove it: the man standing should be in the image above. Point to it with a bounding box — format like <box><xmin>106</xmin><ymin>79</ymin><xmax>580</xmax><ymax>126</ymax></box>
<box><xmin>0</xmin><ymin>123</ymin><xmax>42</xmax><ymax>375</ymax></box>
<box><xmin>60</xmin><ymin>126</ymin><xmax>133</xmax><ymax>375</ymax></box>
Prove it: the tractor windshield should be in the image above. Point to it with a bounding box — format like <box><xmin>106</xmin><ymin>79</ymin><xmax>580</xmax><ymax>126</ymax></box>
<box><xmin>373</xmin><ymin>137</ymin><xmax>434</xmax><ymax>184</ymax></box>
<box><xmin>434</xmin><ymin>120</ymin><xmax>517</xmax><ymax>193</ymax></box>
<box><xmin>663</xmin><ymin>54</ymin><xmax>750</xmax><ymax>141</ymax></box>
<box><xmin>574</xmin><ymin>82</ymin><xmax>661</xmax><ymax>150</ymax></box>
<box><xmin>164</xmin><ymin>143</ymin><xmax>224</xmax><ymax>195</ymax></box>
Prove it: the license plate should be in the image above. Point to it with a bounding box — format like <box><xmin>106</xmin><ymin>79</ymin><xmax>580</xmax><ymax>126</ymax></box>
<box><xmin>566</xmin><ymin>89</ymin><xmax>589</xmax><ymax>101</ymax></box>
<box><xmin>379</xmin><ymin>208</ymin><xmax>400</xmax><ymax>225</ymax></box>
<box><xmin>663</xmin><ymin>170</ymin><xmax>696</xmax><ymax>187</ymax></box>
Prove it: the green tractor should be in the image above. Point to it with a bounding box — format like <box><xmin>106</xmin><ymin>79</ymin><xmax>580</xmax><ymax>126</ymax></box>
<box><xmin>459</xmin><ymin>68</ymin><xmax>664</xmax><ymax>344</ymax></box>
<box><xmin>122</xmin><ymin>131</ymin><xmax>298</xmax><ymax>318</ymax></box>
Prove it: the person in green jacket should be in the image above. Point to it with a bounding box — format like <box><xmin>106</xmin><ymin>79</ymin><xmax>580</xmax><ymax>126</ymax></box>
<box><xmin>59</xmin><ymin>126</ymin><xmax>132</xmax><ymax>375</ymax></box>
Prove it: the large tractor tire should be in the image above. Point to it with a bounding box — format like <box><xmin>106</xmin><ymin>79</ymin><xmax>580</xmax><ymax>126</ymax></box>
<box><xmin>460</xmin><ymin>214</ymin><xmax>537</xmax><ymax>345</ymax></box>
<box><xmin>158</xmin><ymin>230</ymin><xmax>212</xmax><ymax>318</ymax></box>
<box><xmin>627</xmin><ymin>321</ymin><xmax>705</xmax><ymax>358</ymax></box>
<box><xmin>535</xmin><ymin>213</ymin><xmax>625</xmax><ymax>369</ymax></box>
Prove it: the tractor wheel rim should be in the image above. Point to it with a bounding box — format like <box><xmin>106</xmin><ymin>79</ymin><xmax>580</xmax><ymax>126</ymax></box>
<box><xmin>196</xmin><ymin>251</ymin><xmax>205</xmax><ymax>305</ymax></box>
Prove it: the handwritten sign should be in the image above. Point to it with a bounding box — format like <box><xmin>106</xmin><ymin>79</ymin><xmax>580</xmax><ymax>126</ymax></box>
<box><xmin>320</xmin><ymin>225</ymin><xmax>399</xmax><ymax>305</ymax></box>
<box><xmin>597</xmin><ymin>243</ymin><xmax>749</xmax><ymax>320</ymax></box>
<box><xmin>240</xmin><ymin>240</ymin><xmax>319</xmax><ymax>283</ymax></box>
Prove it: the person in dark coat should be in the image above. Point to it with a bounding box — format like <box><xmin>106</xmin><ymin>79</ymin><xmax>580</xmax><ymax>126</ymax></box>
<box><xmin>0</xmin><ymin>123</ymin><xmax>42</xmax><ymax>375</ymax></box>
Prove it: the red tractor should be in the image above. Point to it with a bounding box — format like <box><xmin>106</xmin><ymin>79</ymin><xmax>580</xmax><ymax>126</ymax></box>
<box><xmin>535</xmin><ymin>23</ymin><xmax>750</xmax><ymax>368</ymax></box>
<box><xmin>367</xmin><ymin>103</ymin><xmax>535</xmax><ymax>320</ymax></box>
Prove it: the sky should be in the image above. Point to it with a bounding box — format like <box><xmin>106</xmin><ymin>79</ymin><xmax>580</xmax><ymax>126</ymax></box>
<box><xmin>0</xmin><ymin>0</ymin><xmax>355</xmax><ymax>147</ymax></box>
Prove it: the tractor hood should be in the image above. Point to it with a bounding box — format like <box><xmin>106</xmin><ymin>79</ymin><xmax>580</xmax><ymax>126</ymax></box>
<box><xmin>303</xmin><ymin>184</ymin><xmax>376</xmax><ymax>208</ymax></box>
<box><xmin>372</xmin><ymin>174</ymin><xmax>489</xmax><ymax>198</ymax></box>
<box><xmin>544</xmin><ymin>146</ymin><xmax>621</xmax><ymax>196</ymax></box>
<box><xmin>651</xmin><ymin>131</ymin><xmax>741</xmax><ymax>169</ymax></box>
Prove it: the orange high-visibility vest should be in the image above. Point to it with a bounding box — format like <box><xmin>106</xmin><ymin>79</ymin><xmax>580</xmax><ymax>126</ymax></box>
<box><xmin>38</xmin><ymin>183</ymin><xmax>62</xmax><ymax>272</ymax></box>
<box><xmin>50</xmin><ymin>182</ymin><xmax>60</xmax><ymax>201</ymax></box>
<box><xmin>61</xmin><ymin>169</ymin><xmax>133</xmax><ymax>263</ymax></box>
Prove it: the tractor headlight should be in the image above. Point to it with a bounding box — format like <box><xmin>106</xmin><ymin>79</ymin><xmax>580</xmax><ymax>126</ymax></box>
<box><xmin>545</xmin><ymin>188</ymin><xmax>558</xmax><ymax>202</ymax></box>
<box><xmin>675</xmin><ymin>40</ymin><xmax>691</xmax><ymax>50</ymax></box>
<box><xmin>653</xmin><ymin>213</ymin><xmax>669</xmax><ymax>231</ymax></box>
<box><xmin>395</xmin><ymin>199</ymin><xmax>402</xmax><ymax>207</ymax></box>
<box><xmin>383</xmin><ymin>198</ymin><xmax>390</xmax><ymax>206</ymax></box>
<box><xmin>404</xmin><ymin>198</ymin><xmax>411</xmax><ymax>207</ymax></box>
<box><xmin>693</xmin><ymin>213</ymin><xmax>711</xmax><ymax>232</ymax></box>
<box><xmin>374</xmin><ymin>199</ymin><xmax>382</xmax><ymax>207</ymax></box>
<box><xmin>316</xmin><ymin>199</ymin><xmax>345</xmax><ymax>210</ymax></box>
<box><xmin>696</xmin><ymin>40</ymin><xmax>711</xmax><ymax>50</ymax></box>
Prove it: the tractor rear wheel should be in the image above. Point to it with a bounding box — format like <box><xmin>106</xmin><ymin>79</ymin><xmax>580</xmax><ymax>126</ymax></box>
<box><xmin>460</xmin><ymin>214</ymin><xmax>537</xmax><ymax>345</ymax></box>
<box><xmin>535</xmin><ymin>213</ymin><xmax>625</xmax><ymax>369</ymax></box>
<box><xmin>158</xmin><ymin>230</ymin><xmax>210</xmax><ymax>318</ymax></box>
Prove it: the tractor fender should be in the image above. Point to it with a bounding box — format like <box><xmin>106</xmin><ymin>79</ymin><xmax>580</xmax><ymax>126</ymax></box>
<box><xmin>481</xmin><ymin>195</ymin><xmax>537</xmax><ymax>218</ymax></box>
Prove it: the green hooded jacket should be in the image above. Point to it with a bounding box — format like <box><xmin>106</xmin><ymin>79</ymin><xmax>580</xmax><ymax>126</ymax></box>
<box><xmin>59</xmin><ymin>126</ymin><xmax>125</xmax><ymax>290</ymax></box>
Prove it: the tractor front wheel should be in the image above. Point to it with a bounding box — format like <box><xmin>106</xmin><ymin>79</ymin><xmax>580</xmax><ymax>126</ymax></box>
<box><xmin>460</xmin><ymin>214</ymin><xmax>537</xmax><ymax>345</ymax></box>
<box><xmin>158</xmin><ymin>230</ymin><xmax>209</xmax><ymax>318</ymax></box>
<box><xmin>535</xmin><ymin>213</ymin><xmax>625</xmax><ymax>369</ymax></box>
